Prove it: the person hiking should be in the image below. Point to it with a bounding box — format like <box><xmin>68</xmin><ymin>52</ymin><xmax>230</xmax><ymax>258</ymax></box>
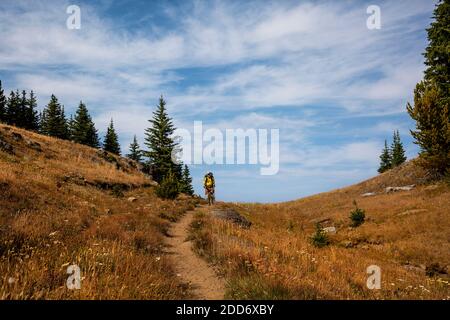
<box><xmin>203</xmin><ymin>172</ymin><xmax>215</xmax><ymax>205</ymax></box>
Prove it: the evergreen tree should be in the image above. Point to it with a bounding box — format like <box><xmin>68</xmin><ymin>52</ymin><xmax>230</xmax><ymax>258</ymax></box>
<box><xmin>144</xmin><ymin>96</ymin><xmax>179</xmax><ymax>183</ymax></box>
<box><xmin>424</xmin><ymin>0</ymin><xmax>450</xmax><ymax>99</ymax></box>
<box><xmin>25</xmin><ymin>90</ymin><xmax>40</xmax><ymax>131</ymax></box>
<box><xmin>70</xmin><ymin>101</ymin><xmax>100</xmax><ymax>148</ymax></box>
<box><xmin>391</xmin><ymin>130</ymin><xmax>407</xmax><ymax>167</ymax></box>
<box><xmin>126</xmin><ymin>135</ymin><xmax>142</xmax><ymax>162</ymax></box>
<box><xmin>407</xmin><ymin>0</ymin><xmax>450</xmax><ymax>176</ymax></box>
<box><xmin>103</xmin><ymin>119</ymin><xmax>121</xmax><ymax>155</ymax></box>
<box><xmin>40</xmin><ymin>94</ymin><xmax>69</xmax><ymax>139</ymax></box>
<box><xmin>6</xmin><ymin>90</ymin><xmax>21</xmax><ymax>126</ymax></box>
<box><xmin>378</xmin><ymin>140</ymin><xmax>392</xmax><ymax>173</ymax></box>
<box><xmin>0</xmin><ymin>80</ymin><xmax>6</xmax><ymax>123</ymax></box>
<box><xmin>180</xmin><ymin>164</ymin><xmax>194</xmax><ymax>195</ymax></box>
<box><xmin>18</xmin><ymin>90</ymin><xmax>28</xmax><ymax>128</ymax></box>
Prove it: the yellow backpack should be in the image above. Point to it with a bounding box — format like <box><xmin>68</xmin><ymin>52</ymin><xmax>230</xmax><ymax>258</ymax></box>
<box><xmin>205</xmin><ymin>175</ymin><xmax>214</xmax><ymax>188</ymax></box>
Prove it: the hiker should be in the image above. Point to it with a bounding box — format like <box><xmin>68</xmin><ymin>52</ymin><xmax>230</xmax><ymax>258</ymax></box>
<box><xmin>203</xmin><ymin>171</ymin><xmax>215</xmax><ymax>205</ymax></box>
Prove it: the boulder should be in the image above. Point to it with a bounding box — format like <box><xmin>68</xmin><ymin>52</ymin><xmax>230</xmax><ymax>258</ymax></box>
<box><xmin>386</xmin><ymin>185</ymin><xmax>415</xmax><ymax>193</ymax></box>
<box><xmin>127</xmin><ymin>197</ymin><xmax>137</xmax><ymax>202</ymax></box>
<box><xmin>361</xmin><ymin>192</ymin><xmax>376</xmax><ymax>197</ymax></box>
<box><xmin>323</xmin><ymin>226</ymin><xmax>336</xmax><ymax>234</ymax></box>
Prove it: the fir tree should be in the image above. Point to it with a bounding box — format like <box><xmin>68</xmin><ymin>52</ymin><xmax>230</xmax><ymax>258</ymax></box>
<box><xmin>424</xmin><ymin>0</ymin><xmax>450</xmax><ymax>99</ymax></box>
<box><xmin>180</xmin><ymin>164</ymin><xmax>194</xmax><ymax>195</ymax></box>
<box><xmin>407</xmin><ymin>0</ymin><xmax>450</xmax><ymax>176</ymax></box>
<box><xmin>6</xmin><ymin>90</ymin><xmax>21</xmax><ymax>126</ymax></box>
<box><xmin>103</xmin><ymin>119</ymin><xmax>121</xmax><ymax>155</ymax></box>
<box><xmin>126</xmin><ymin>135</ymin><xmax>142</xmax><ymax>162</ymax></box>
<box><xmin>70</xmin><ymin>101</ymin><xmax>100</xmax><ymax>148</ymax></box>
<box><xmin>391</xmin><ymin>130</ymin><xmax>407</xmax><ymax>167</ymax></box>
<box><xmin>18</xmin><ymin>90</ymin><xmax>28</xmax><ymax>128</ymax></box>
<box><xmin>25</xmin><ymin>90</ymin><xmax>40</xmax><ymax>131</ymax></box>
<box><xmin>40</xmin><ymin>94</ymin><xmax>69</xmax><ymax>139</ymax></box>
<box><xmin>378</xmin><ymin>140</ymin><xmax>392</xmax><ymax>173</ymax></box>
<box><xmin>0</xmin><ymin>80</ymin><xmax>7</xmax><ymax>123</ymax></box>
<box><xmin>144</xmin><ymin>96</ymin><xmax>180</xmax><ymax>183</ymax></box>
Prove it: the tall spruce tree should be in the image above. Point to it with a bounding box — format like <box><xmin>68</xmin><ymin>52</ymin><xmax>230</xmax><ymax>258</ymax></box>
<box><xmin>70</xmin><ymin>102</ymin><xmax>100</xmax><ymax>148</ymax></box>
<box><xmin>6</xmin><ymin>90</ymin><xmax>21</xmax><ymax>126</ymax></box>
<box><xmin>144</xmin><ymin>96</ymin><xmax>180</xmax><ymax>183</ymax></box>
<box><xmin>127</xmin><ymin>135</ymin><xmax>142</xmax><ymax>162</ymax></box>
<box><xmin>18</xmin><ymin>90</ymin><xmax>28</xmax><ymax>128</ymax></box>
<box><xmin>391</xmin><ymin>130</ymin><xmax>407</xmax><ymax>167</ymax></box>
<box><xmin>424</xmin><ymin>0</ymin><xmax>450</xmax><ymax>99</ymax></box>
<box><xmin>25</xmin><ymin>90</ymin><xmax>39</xmax><ymax>131</ymax></box>
<box><xmin>40</xmin><ymin>94</ymin><xmax>69</xmax><ymax>139</ymax></box>
<box><xmin>180</xmin><ymin>164</ymin><xmax>194</xmax><ymax>195</ymax></box>
<box><xmin>378</xmin><ymin>140</ymin><xmax>392</xmax><ymax>173</ymax></box>
<box><xmin>103</xmin><ymin>119</ymin><xmax>121</xmax><ymax>155</ymax></box>
<box><xmin>407</xmin><ymin>0</ymin><xmax>450</xmax><ymax>176</ymax></box>
<box><xmin>0</xmin><ymin>80</ymin><xmax>6</xmax><ymax>123</ymax></box>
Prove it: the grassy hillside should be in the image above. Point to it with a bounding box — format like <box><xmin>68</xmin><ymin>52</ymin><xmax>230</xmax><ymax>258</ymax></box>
<box><xmin>0</xmin><ymin>124</ymin><xmax>198</xmax><ymax>299</ymax></box>
<box><xmin>190</xmin><ymin>161</ymin><xmax>450</xmax><ymax>299</ymax></box>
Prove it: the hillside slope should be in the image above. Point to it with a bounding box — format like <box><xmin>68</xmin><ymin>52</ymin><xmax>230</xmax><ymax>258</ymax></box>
<box><xmin>190</xmin><ymin>161</ymin><xmax>450</xmax><ymax>299</ymax></box>
<box><xmin>0</xmin><ymin>124</ymin><xmax>198</xmax><ymax>299</ymax></box>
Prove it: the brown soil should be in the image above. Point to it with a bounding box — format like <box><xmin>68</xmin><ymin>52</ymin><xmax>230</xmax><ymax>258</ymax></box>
<box><xmin>165</xmin><ymin>207</ymin><xmax>225</xmax><ymax>300</ymax></box>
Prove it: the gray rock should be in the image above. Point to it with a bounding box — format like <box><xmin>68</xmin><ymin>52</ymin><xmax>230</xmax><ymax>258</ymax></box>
<box><xmin>323</xmin><ymin>226</ymin><xmax>336</xmax><ymax>234</ymax></box>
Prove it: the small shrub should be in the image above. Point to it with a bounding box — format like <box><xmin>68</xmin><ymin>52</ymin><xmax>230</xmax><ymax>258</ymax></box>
<box><xmin>350</xmin><ymin>200</ymin><xmax>365</xmax><ymax>227</ymax></box>
<box><xmin>155</xmin><ymin>172</ymin><xmax>179</xmax><ymax>200</ymax></box>
<box><xmin>310</xmin><ymin>223</ymin><xmax>329</xmax><ymax>248</ymax></box>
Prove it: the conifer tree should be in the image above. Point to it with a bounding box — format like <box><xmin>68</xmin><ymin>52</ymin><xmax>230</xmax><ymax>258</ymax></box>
<box><xmin>70</xmin><ymin>101</ymin><xmax>100</xmax><ymax>148</ymax></box>
<box><xmin>103</xmin><ymin>119</ymin><xmax>121</xmax><ymax>155</ymax></box>
<box><xmin>25</xmin><ymin>90</ymin><xmax>39</xmax><ymax>131</ymax></box>
<box><xmin>378</xmin><ymin>140</ymin><xmax>392</xmax><ymax>173</ymax></box>
<box><xmin>126</xmin><ymin>135</ymin><xmax>142</xmax><ymax>162</ymax></box>
<box><xmin>144</xmin><ymin>96</ymin><xmax>180</xmax><ymax>183</ymax></box>
<box><xmin>40</xmin><ymin>94</ymin><xmax>69</xmax><ymax>139</ymax></box>
<box><xmin>0</xmin><ymin>80</ymin><xmax>7</xmax><ymax>123</ymax></box>
<box><xmin>407</xmin><ymin>1</ymin><xmax>450</xmax><ymax>176</ymax></box>
<box><xmin>6</xmin><ymin>90</ymin><xmax>21</xmax><ymax>126</ymax></box>
<box><xmin>180</xmin><ymin>164</ymin><xmax>194</xmax><ymax>195</ymax></box>
<box><xmin>18</xmin><ymin>90</ymin><xmax>28</xmax><ymax>128</ymax></box>
<box><xmin>391</xmin><ymin>130</ymin><xmax>407</xmax><ymax>167</ymax></box>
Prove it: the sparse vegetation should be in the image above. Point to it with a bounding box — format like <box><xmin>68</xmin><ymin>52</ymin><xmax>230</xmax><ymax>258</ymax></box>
<box><xmin>0</xmin><ymin>124</ymin><xmax>198</xmax><ymax>299</ymax></box>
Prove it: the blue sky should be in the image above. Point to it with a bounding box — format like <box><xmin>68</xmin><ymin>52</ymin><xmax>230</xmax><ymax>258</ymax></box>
<box><xmin>0</xmin><ymin>0</ymin><xmax>437</xmax><ymax>202</ymax></box>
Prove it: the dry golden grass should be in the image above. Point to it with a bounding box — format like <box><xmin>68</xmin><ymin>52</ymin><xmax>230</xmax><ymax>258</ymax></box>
<box><xmin>190</xmin><ymin>160</ymin><xmax>450</xmax><ymax>299</ymax></box>
<box><xmin>0</xmin><ymin>124</ymin><xmax>198</xmax><ymax>299</ymax></box>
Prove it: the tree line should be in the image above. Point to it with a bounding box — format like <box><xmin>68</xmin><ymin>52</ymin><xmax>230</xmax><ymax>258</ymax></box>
<box><xmin>0</xmin><ymin>83</ymin><xmax>194</xmax><ymax>198</ymax></box>
<box><xmin>378</xmin><ymin>0</ymin><xmax>449</xmax><ymax>177</ymax></box>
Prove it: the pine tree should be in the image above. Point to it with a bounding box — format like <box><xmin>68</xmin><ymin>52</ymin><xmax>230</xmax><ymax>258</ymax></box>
<box><xmin>407</xmin><ymin>0</ymin><xmax>450</xmax><ymax>176</ymax></box>
<box><xmin>70</xmin><ymin>101</ymin><xmax>100</xmax><ymax>148</ymax></box>
<box><xmin>103</xmin><ymin>119</ymin><xmax>121</xmax><ymax>155</ymax></box>
<box><xmin>378</xmin><ymin>140</ymin><xmax>392</xmax><ymax>173</ymax></box>
<box><xmin>180</xmin><ymin>164</ymin><xmax>194</xmax><ymax>195</ymax></box>
<box><xmin>0</xmin><ymin>80</ymin><xmax>7</xmax><ymax>123</ymax></box>
<box><xmin>40</xmin><ymin>94</ymin><xmax>69</xmax><ymax>139</ymax></box>
<box><xmin>391</xmin><ymin>130</ymin><xmax>407</xmax><ymax>167</ymax></box>
<box><xmin>25</xmin><ymin>90</ymin><xmax>39</xmax><ymax>131</ymax></box>
<box><xmin>144</xmin><ymin>96</ymin><xmax>180</xmax><ymax>183</ymax></box>
<box><xmin>126</xmin><ymin>135</ymin><xmax>142</xmax><ymax>162</ymax></box>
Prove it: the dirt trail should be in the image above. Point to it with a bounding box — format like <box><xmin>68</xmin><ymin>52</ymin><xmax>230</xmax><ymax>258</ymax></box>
<box><xmin>165</xmin><ymin>207</ymin><xmax>225</xmax><ymax>300</ymax></box>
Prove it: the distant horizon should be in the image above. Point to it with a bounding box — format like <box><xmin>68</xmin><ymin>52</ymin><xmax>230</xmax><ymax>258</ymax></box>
<box><xmin>0</xmin><ymin>0</ymin><xmax>436</xmax><ymax>202</ymax></box>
